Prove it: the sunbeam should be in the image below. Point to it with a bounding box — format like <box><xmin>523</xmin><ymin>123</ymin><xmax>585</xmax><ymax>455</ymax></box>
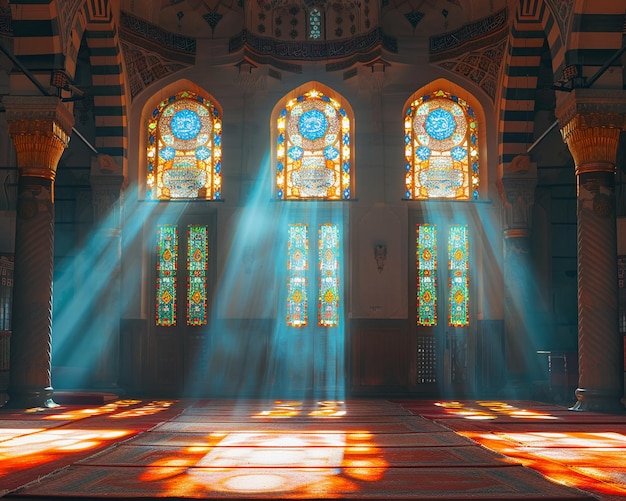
<box><xmin>181</xmin><ymin>151</ymin><xmax>347</xmax><ymax>401</ymax></box>
<box><xmin>51</xmin><ymin>183</ymin><xmax>163</xmax><ymax>390</ymax></box>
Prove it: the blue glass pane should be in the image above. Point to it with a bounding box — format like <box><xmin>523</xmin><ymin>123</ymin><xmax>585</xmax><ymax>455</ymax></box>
<box><xmin>277</xmin><ymin>161</ymin><xmax>284</xmax><ymax>172</ymax></box>
<box><xmin>343</xmin><ymin>188</ymin><xmax>350</xmax><ymax>199</ymax></box>
<box><xmin>299</xmin><ymin>109</ymin><xmax>328</xmax><ymax>140</ymax></box>
<box><xmin>195</xmin><ymin>146</ymin><xmax>211</xmax><ymax>161</ymax></box>
<box><xmin>324</xmin><ymin>146</ymin><xmax>339</xmax><ymax>160</ymax></box>
<box><xmin>342</xmin><ymin>133</ymin><xmax>350</xmax><ymax>145</ymax></box>
<box><xmin>451</xmin><ymin>146</ymin><xmax>467</xmax><ymax>160</ymax></box>
<box><xmin>159</xmin><ymin>146</ymin><xmax>176</xmax><ymax>161</ymax></box>
<box><xmin>425</xmin><ymin>108</ymin><xmax>456</xmax><ymax>140</ymax></box>
<box><xmin>171</xmin><ymin>109</ymin><xmax>202</xmax><ymax>140</ymax></box>
<box><xmin>214</xmin><ymin>133</ymin><xmax>221</xmax><ymax>146</ymax></box>
<box><xmin>416</xmin><ymin>146</ymin><xmax>431</xmax><ymax>160</ymax></box>
<box><xmin>288</xmin><ymin>146</ymin><xmax>304</xmax><ymax>160</ymax></box>
<box><xmin>278</xmin><ymin>133</ymin><xmax>285</xmax><ymax>144</ymax></box>
<box><xmin>215</xmin><ymin>161</ymin><xmax>221</xmax><ymax>173</ymax></box>
<box><xmin>342</xmin><ymin>161</ymin><xmax>350</xmax><ymax>172</ymax></box>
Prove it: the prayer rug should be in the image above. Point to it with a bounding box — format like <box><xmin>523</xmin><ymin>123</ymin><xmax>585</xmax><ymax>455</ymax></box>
<box><xmin>0</xmin><ymin>399</ymin><xmax>186</xmax><ymax>494</ymax></box>
<box><xmin>11</xmin><ymin>464</ymin><xmax>594</xmax><ymax>499</ymax></box>
<box><xmin>7</xmin><ymin>399</ymin><xmax>595</xmax><ymax>500</ymax></box>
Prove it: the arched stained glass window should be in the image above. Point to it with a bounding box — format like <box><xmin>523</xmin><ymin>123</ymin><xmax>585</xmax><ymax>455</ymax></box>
<box><xmin>147</xmin><ymin>90</ymin><xmax>222</xmax><ymax>200</ymax></box>
<box><xmin>405</xmin><ymin>90</ymin><xmax>479</xmax><ymax>200</ymax></box>
<box><xmin>276</xmin><ymin>89</ymin><xmax>352</xmax><ymax>200</ymax></box>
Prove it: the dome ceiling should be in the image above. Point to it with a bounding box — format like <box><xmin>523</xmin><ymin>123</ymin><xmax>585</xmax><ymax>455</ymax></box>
<box><xmin>129</xmin><ymin>0</ymin><xmax>508</xmax><ymax>40</ymax></box>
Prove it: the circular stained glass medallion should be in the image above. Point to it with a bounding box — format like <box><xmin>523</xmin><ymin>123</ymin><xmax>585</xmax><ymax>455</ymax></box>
<box><xmin>299</xmin><ymin>109</ymin><xmax>328</xmax><ymax>141</ymax></box>
<box><xmin>171</xmin><ymin>109</ymin><xmax>202</xmax><ymax>140</ymax></box>
<box><xmin>413</xmin><ymin>98</ymin><xmax>467</xmax><ymax>151</ymax></box>
<box><xmin>425</xmin><ymin>108</ymin><xmax>456</xmax><ymax>140</ymax></box>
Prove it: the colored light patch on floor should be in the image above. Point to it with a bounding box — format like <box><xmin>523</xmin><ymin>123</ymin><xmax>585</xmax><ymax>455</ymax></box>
<box><xmin>459</xmin><ymin>430</ymin><xmax>626</xmax><ymax>497</ymax></box>
<box><xmin>0</xmin><ymin>428</ymin><xmax>132</xmax><ymax>476</ymax></box>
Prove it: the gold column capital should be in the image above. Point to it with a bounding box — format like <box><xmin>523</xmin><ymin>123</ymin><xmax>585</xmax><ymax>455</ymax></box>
<box><xmin>556</xmin><ymin>89</ymin><xmax>626</xmax><ymax>175</ymax></box>
<box><xmin>3</xmin><ymin>96</ymin><xmax>74</xmax><ymax>180</ymax></box>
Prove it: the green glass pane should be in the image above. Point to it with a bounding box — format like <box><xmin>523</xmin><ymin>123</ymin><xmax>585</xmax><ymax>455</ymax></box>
<box><xmin>287</xmin><ymin>224</ymin><xmax>308</xmax><ymax>327</ymax></box>
<box><xmin>187</xmin><ymin>225</ymin><xmax>208</xmax><ymax>326</ymax></box>
<box><xmin>318</xmin><ymin>223</ymin><xmax>340</xmax><ymax>327</ymax></box>
<box><xmin>416</xmin><ymin>224</ymin><xmax>437</xmax><ymax>326</ymax></box>
<box><xmin>156</xmin><ymin>225</ymin><xmax>178</xmax><ymax>326</ymax></box>
<box><xmin>448</xmin><ymin>224</ymin><xmax>469</xmax><ymax>327</ymax></box>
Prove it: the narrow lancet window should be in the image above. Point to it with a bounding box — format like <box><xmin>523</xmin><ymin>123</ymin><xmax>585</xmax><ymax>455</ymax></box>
<box><xmin>156</xmin><ymin>225</ymin><xmax>178</xmax><ymax>326</ymax></box>
<box><xmin>287</xmin><ymin>224</ymin><xmax>309</xmax><ymax>327</ymax></box>
<box><xmin>187</xmin><ymin>225</ymin><xmax>208</xmax><ymax>326</ymax></box>
<box><xmin>416</xmin><ymin>224</ymin><xmax>437</xmax><ymax>326</ymax></box>
<box><xmin>318</xmin><ymin>223</ymin><xmax>340</xmax><ymax>327</ymax></box>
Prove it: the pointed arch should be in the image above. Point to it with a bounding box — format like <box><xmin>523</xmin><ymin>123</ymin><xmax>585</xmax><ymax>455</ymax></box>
<box><xmin>403</xmin><ymin>80</ymin><xmax>485</xmax><ymax>200</ymax></box>
<box><xmin>497</xmin><ymin>0</ymin><xmax>562</xmax><ymax>171</ymax></box>
<box><xmin>272</xmin><ymin>82</ymin><xmax>355</xmax><ymax>200</ymax></box>
<box><xmin>142</xmin><ymin>81</ymin><xmax>223</xmax><ymax>201</ymax></box>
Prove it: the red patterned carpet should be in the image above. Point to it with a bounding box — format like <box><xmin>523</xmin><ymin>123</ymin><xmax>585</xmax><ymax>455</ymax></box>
<box><xmin>0</xmin><ymin>398</ymin><xmax>623</xmax><ymax>499</ymax></box>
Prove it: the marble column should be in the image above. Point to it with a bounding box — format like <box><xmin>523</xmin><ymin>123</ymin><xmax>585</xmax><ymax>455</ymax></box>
<box><xmin>89</xmin><ymin>155</ymin><xmax>124</xmax><ymax>392</ymax></box>
<box><xmin>4</xmin><ymin>96</ymin><xmax>74</xmax><ymax>408</ymax></box>
<box><xmin>557</xmin><ymin>90</ymin><xmax>625</xmax><ymax>412</ymax></box>
<box><xmin>499</xmin><ymin>155</ymin><xmax>539</xmax><ymax>395</ymax></box>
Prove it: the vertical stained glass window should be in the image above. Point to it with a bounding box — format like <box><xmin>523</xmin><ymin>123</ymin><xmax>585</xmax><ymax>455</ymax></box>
<box><xmin>309</xmin><ymin>9</ymin><xmax>321</xmax><ymax>39</ymax></box>
<box><xmin>276</xmin><ymin>89</ymin><xmax>352</xmax><ymax>200</ymax></box>
<box><xmin>319</xmin><ymin>223</ymin><xmax>339</xmax><ymax>327</ymax></box>
<box><xmin>147</xmin><ymin>90</ymin><xmax>222</xmax><ymax>200</ymax></box>
<box><xmin>405</xmin><ymin>90</ymin><xmax>479</xmax><ymax>200</ymax></box>
<box><xmin>287</xmin><ymin>224</ymin><xmax>309</xmax><ymax>327</ymax></box>
<box><xmin>187</xmin><ymin>225</ymin><xmax>208</xmax><ymax>326</ymax></box>
<box><xmin>156</xmin><ymin>225</ymin><xmax>178</xmax><ymax>326</ymax></box>
<box><xmin>448</xmin><ymin>225</ymin><xmax>469</xmax><ymax>327</ymax></box>
<box><xmin>416</xmin><ymin>224</ymin><xmax>437</xmax><ymax>326</ymax></box>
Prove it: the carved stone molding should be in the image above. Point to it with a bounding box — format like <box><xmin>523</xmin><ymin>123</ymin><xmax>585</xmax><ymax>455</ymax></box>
<box><xmin>3</xmin><ymin>96</ymin><xmax>74</xmax><ymax>179</ymax></box>
<box><xmin>555</xmin><ymin>89</ymin><xmax>626</xmax><ymax>129</ymax></box>
<box><xmin>500</xmin><ymin>155</ymin><xmax>537</xmax><ymax>232</ymax></box>
<box><xmin>91</xmin><ymin>156</ymin><xmax>124</xmax><ymax>228</ymax></box>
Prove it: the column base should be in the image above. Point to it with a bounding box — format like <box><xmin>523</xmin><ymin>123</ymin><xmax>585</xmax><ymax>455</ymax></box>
<box><xmin>569</xmin><ymin>388</ymin><xmax>625</xmax><ymax>413</ymax></box>
<box><xmin>6</xmin><ymin>386</ymin><xmax>59</xmax><ymax>409</ymax></box>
